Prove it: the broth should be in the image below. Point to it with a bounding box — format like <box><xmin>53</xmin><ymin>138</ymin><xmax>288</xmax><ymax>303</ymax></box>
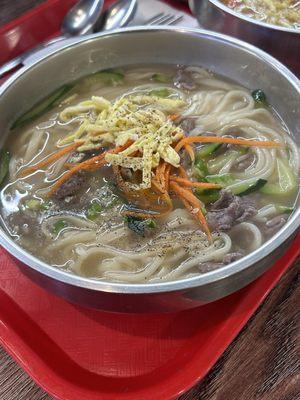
<box><xmin>1</xmin><ymin>65</ymin><xmax>299</xmax><ymax>283</ymax></box>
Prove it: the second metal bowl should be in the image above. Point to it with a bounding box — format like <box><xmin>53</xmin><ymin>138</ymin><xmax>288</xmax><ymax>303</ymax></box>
<box><xmin>189</xmin><ymin>0</ymin><xmax>300</xmax><ymax>75</ymax></box>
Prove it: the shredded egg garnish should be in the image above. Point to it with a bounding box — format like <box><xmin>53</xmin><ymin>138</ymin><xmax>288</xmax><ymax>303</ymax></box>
<box><xmin>58</xmin><ymin>94</ymin><xmax>186</xmax><ymax>190</ymax></box>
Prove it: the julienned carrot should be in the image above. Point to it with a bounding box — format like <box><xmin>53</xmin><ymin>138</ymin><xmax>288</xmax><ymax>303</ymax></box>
<box><xmin>151</xmin><ymin>180</ymin><xmax>172</xmax><ymax>211</ymax></box>
<box><xmin>170</xmin><ymin>181</ymin><xmax>211</xmax><ymax>240</ymax></box>
<box><xmin>183</xmin><ymin>197</ymin><xmax>212</xmax><ymax>242</ymax></box>
<box><xmin>184</xmin><ymin>143</ymin><xmax>195</xmax><ymax>162</ymax></box>
<box><xmin>173</xmin><ymin>182</ymin><xmax>211</xmax><ymax>241</ymax></box>
<box><xmin>171</xmin><ymin>181</ymin><xmax>202</xmax><ymax>209</ymax></box>
<box><xmin>48</xmin><ymin>158</ymin><xmax>106</xmax><ymax>196</ymax></box>
<box><xmin>48</xmin><ymin>142</ymin><xmax>132</xmax><ymax>197</ymax></box>
<box><xmin>164</xmin><ymin>164</ymin><xmax>171</xmax><ymax>192</ymax></box>
<box><xmin>155</xmin><ymin>162</ymin><xmax>167</xmax><ymax>191</ymax></box>
<box><xmin>170</xmin><ymin>176</ymin><xmax>221</xmax><ymax>189</ymax></box>
<box><xmin>175</xmin><ymin>135</ymin><xmax>282</xmax><ymax>152</ymax></box>
<box><xmin>169</xmin><ymin>113</ymin><xmax>179</xmax><ymax>121</ymax></box>
<box><xmin>178</xmin><ymin>166</ymin><xmax>189</xmax><ymax>180</ymax></box>
<box><xmin>122</xmin><ymin>209</ymin><xmax>169</xmax><ymax>219</ymax></box>
<box><xmin>20</xmin><ymin>142</ymin><xmax>82</xmax><ymax>177</ymax></box>
<box><xmin>177</xmin><ymin>167</ymin><xmax>193</xmax><ymax>196</ymax></box>
<box><xmin>151</xmin><ymin>178</ymin><xmax>165</xmax><ymax>194</ymax></box>
<box><xmin>155</xmin><ymin>162</ymin><xmax>173</xmax><ymax>208</ymax></box>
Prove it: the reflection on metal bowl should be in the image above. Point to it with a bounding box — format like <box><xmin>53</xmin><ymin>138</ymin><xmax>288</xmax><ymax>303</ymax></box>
<box><xmin>0</xmin><ymin>27</ymin><xmax>299</xmax><ymax>312</ymax></box>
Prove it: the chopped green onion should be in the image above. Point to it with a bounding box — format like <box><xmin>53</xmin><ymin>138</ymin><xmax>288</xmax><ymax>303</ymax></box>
<box><xmin>25</xmin><ymin>199</ymin><xmax>41</xmax><ymax>210</ymax></box>
<box><xmin>53</xmin><ymin>220</ymin><xmax>67</xmax><ymax>234</ymax></box>
<box><xmin>41</xmin><ymin>201</ymin><xmax>51</xmax><ymax>210</ymax></box>
<box><xmin>25</xmin><ymin>198</ymin><xmax>50</xmax><ymax>211</ymax></box>
<box><xmin>86</xmin><ymin>201</ymin><xmax>102</xmax><ymax>220</ymax></box>
<box><xmin>146</xmin><ymin>219</ymin><xmax>156</xmax><ymax>229</ymax></box>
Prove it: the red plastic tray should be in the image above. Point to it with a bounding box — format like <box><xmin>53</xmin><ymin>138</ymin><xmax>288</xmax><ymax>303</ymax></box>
<box><xmin>1</xmin><ymin>236</ymin><xmax>299</xmax><ymax>400</ymax></box>
<box><xmin>0</xmin><ymin>1</ymin><xmax>299</xmax><ymax>399</ymax></box>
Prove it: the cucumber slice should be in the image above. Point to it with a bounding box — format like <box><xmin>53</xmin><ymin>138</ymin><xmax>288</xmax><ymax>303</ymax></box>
<box><xmin>0</xmin><ymin>149</ymin><xmax>10</xmax><ymax>185</ymax></box>
<box><xmin>275</xmin><ymin>205</ymin><xmax>294</xmax><ymax>214</ymax></box>
<box><xmin>207</xmin><ymin>150</ymin><xmax>242</xmax><ymax>174</ymax></box>
<box><xmin>196</xmin><ymin>142</ymin><xmax>222</xmax><ymax>158</ymax></box>
<box><xmin>195</xmin><ymin>188</ymin><xmax>220</xmax><ymax>204</ymax></box>
<box><xmin>152</xmin><ymin>73</ymin><xmax>169</xmax><ymax>83</ymax></box>
<box><xmin>260</xmin><ymin>159</ymin><xmax>297</xmax><ymax>195</ymax></box>
<box><xmin>84</xmin><ymin>70</ymin><xmax>124</xmax><ymax>87</ymax></box>
<box><xmin>11</xmin><ymin>84</ymin><xmax>73</xmax><ymax>129</ymax></box>
<box><xmin>196</xmin><ymin>178</ymin><xmax>267</xmax><ymax>204</ymax></box>
<box><xmin>193</xmin><ymin>158</ymin><xmax>208</xmax><ymax>179</ymax></box>
<box><xmin>149</xmin><ymin>88</ymin><xmax>170</xmax><ymax>97</ymax></box>
<box><xmin>230</xmin><ymin>178</ymin><xmax>267</xmax><ymax>196</ymax></box>
<box><xmin>205</xmin><ymin>173</ymin><xmax>234</xmax><ymax>186</ymax></box>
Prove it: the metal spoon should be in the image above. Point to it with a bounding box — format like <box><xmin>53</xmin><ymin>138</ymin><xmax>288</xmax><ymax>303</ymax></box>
<box><xmin>62</xmin><ymin>0</ymin><xmax>104</xmax><ymax>36</ymax></box>
<box><xmin>0</xmin><ymin>0</ymin><xmax>104</xmax><ymax>78</ymax></box>
<box><xmin>100</xmin><ymin>0</ymin><xmax>137</xmax><ymax>31</ymax></box>
<box><xmin>18</xmin><ymin>0</ymin><xmax>138</xmax><ymax>68</ymax></box>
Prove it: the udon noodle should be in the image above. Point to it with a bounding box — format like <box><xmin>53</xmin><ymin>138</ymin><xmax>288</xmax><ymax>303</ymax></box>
<box><xmin>1</xmin><ymin>65</ymin><xmax>298</xmax><ymax>283</ymax></box>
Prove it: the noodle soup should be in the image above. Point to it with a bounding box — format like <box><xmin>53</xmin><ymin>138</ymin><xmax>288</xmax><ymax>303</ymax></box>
<box><xmin>222</xmin><ymin>0</ymin><xmax>300</xmax><ymax>29</ymax></box>
<box><xmin>1</xmin><ymin>65</ymin><xmax>299</xmax><ymax>283</ymax></box>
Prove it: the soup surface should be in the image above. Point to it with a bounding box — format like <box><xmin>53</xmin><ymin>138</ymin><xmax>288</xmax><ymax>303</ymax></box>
<box><xmin>222</xmin><ymin>0</ymin><xmax>300</xmax><ymax>29</ymax></box>
<box><xmin>1</xmin><ymin>65</ymin><xmax>299</xmax><ymax>283</ymax></box>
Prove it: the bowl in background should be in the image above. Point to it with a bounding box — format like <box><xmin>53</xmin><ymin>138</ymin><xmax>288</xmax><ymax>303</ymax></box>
<box><xmin>189</xmin><ymin>0</ymin><xmax>300</xmax><ymax>75</ymax></box>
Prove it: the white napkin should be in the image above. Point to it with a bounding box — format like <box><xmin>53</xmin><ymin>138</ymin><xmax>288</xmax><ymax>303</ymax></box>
<box><xmin>128</xmin><ymin>0</ymin><xmax>198</xmax><ymax>27</ymax></box>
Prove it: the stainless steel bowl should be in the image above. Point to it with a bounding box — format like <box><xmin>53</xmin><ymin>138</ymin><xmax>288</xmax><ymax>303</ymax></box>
<box><xmin>0</xmin><ymin>27</ymin><xmax>299</xmax><ymax>313</ymax></box>
<box><xmin>189</xmin><ymin>0</ymin><xmax>300</xmax><ymax>75</ymax></box>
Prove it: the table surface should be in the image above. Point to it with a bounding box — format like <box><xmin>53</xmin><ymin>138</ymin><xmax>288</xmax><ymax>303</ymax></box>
<box><xmin>0</xmin><ymin>1</ymin><xmax>299</xmax><ymax>399</ymax></box>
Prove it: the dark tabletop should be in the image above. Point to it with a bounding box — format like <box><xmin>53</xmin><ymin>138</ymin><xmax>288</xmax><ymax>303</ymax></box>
<box><xmin>0</xmin><ymin>1</ymin><xmax>299</xmax><ymax>399</ymax></box>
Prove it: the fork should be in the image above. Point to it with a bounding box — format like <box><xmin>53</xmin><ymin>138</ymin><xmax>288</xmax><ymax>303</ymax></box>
<box><xmin>145</xmin><ymin>12</ymin><xmax>184</xmax><ymax>26</ymax></box>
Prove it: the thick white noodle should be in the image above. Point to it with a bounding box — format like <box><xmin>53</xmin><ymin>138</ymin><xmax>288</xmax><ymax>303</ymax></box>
<box><xmin>158</xmin><ymin>233</ymin><xmax>232</xmax><ymax>281</ymax></box>
<box><xmin>103</xmin><ymin>256</ymin><xmax>163</xmax><ymax>283</ymax></box>
<box><xmin>230</xmin><ymin>222</ymin><xmax>263</xmax><ymax>252</ymax></box>
<box><xmin>41</xmin><ymin>215</ymin><xmax>96</xmax><ymax>239</ymax></box>
<box><xmin>6</xmin><ymin>68</ymin><xmax>298</xmax><ymax>284</ymax></box>
<box><xmin>50</xmin><ymin>230</ymin><xmax>97</xmax><ymax>250</ymax></box>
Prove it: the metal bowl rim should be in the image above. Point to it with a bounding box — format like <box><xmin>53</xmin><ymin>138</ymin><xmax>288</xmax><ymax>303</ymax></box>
<box><xmin>204</xmin><ymin>0</ymin><xmax>300</xmax><ymax>34</ymax></box>
<box><xmin>0</xmin><ymin>26</ymin><xmax>299</xmax><ymax>294</ymax></box>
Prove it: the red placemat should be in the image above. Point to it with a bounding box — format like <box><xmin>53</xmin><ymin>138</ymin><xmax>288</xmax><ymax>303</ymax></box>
<box><xmin>0</xmin><ymin>1</ymin><xmax>299</xmax><ymax>399</ymax></box>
